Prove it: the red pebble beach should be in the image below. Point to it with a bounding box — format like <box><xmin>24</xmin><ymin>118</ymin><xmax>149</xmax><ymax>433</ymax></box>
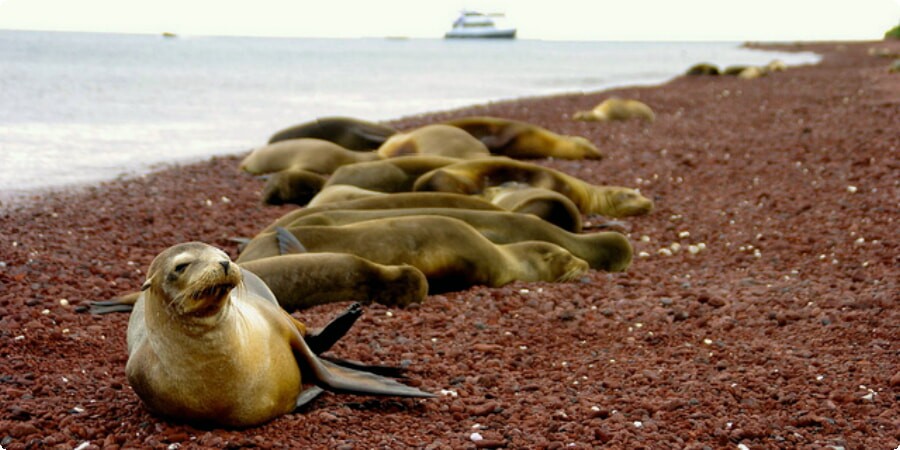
<box><xmin>1</xmin><ymin>41</ymin><xmax>898</xmax><ymax>449</ymax></box>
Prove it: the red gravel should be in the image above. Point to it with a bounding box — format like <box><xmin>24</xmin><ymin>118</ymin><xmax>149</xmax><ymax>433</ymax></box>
<box><xmin>1</xmin><ymin>41</ymin><xmax>898</xmax><ymax>449</ymax></box>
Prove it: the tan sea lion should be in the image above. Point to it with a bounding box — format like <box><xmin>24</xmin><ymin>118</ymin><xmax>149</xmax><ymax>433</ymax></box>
<box><xmin>737</xmin><ymin>66</ymin><xmax>766</xmax><ymax>80</ymax></box>
<box><xmin>481</xmin><ymin>183</ymin><xmax>583</xmax><ymax>232</ymax></box>
<box><xmin>307</xmin><ymin>185</ymin><xmax>388</xmax><ymax>207</ymax></box>
<box><xmin>260</xmin><ymin>169</ymin><xmax>328</xmax><ymax>206</ymax></box>
<box><xmin>324</xmin><ymin>155</ymin><xmax>461</xmax><ymax>193</ymax></box>
<box><xmin>765</xmin><ymin>59</ymin><xmax>787</xmax><ymax>72</ymax></box>
<box><xmin>125</xmin><ymin>242</ymin><xmax>433</xmax><ymax>427</ymax></box>
<box><xmin>277</xmin><ymin>208</ymin><xmax>631</xmax><ymax>271</ymax></box>
<box><xmin>572</xmin><ymin>98</ymin><xmax>655</xmax><ymax>123</ymax></box>
<box><xmin>237</xmin><ymin>216</ymin><xmax>590</xmax><ymax>293</ymax></box>
<box><xmin>723</xmin><ymin>65</ymin><xmax>751</xmax><ymax>76</ymax></box>
<box><xmin>686</xmin><ymin>63</ymin><xmax>720</xmax><ymax>75</ymax></box>
<box><xmin>377</xmin><ymin>124</ymin><xmax>490</xmax><ymax>159</ymax></box>
<box><xmin>441</xmin><ymin>116</ymin><xmax>604</xmax><ymax>160</ymax></box>
<box><xmin>412</xmin><ymin>158</ymin><xmax>654</xmax><ymax>217</ymax></box>
<box><xmin>240</xmin><ymin>138</ymin><xmax>380</xmax><ymax>175</ymax></box>
<box><xmin>260</xmin><ymin>192</ymin><xmax>505</xmax><ymax>234</ymax></box>
<box><xmin>268</xmin><ymin>117</ymin><xmax>398</xmax><ymax>150</ymax></box>
<box><xmin>91</xmin><ymin>252</ymin><xmax>428</xmax><ymax>313</ymax></box>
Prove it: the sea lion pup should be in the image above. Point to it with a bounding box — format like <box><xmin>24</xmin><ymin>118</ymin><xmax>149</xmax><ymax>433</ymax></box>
<box><xmin>279</xmin><ymin>208</ymin><xmax>632</xmax><ymax>272</ymax></box>
<box><xmin>480</xmin><ymin>183</ymin><xmax>583</xmax><ymax>232</ymax></box>
<box><xmin>307</xmin><ymin>185</ymin><xmax>388</xmax><ymax>207</ymax></box>
<box><xmin>126</xmin><ymin>242</ymin><xmax>433</xmax><ymax>427</ymax></box>
<box><xmin>765</xmin><ymin>59</ymin><xmax>787</xmax><ymax>72</ymax></box>
<box><xmin>737</xmin><ymin>66</ymin><xmax>766</xmax><ymax>80</ymax></box>
<box><xmin>259</xmin><ymin>192</ymin><xmax>504</xmax><ymax>234</ymax></box>
<box><xmin>268</xmin><ymin>116</ymin><xmax>398</xmax><ymax>150</ymax></box>
<box><xmin>324</xmin><ymin>155</ymin><xmax>461</xmax><ymax>193</ymax></box>
<box><xmin>91</xmin><ymin>252</ymin><xmax>428</xmax><ymax>313</ymax></box>
<box><xmin>240</xmin><ymin>138</ymin><xmax>381</xmax><ymax>175</ymax></box>
<box><xmin>572</xmin><ymin>98</ymin><xmax>656</xmax><ymax>123</ymax></box>
<box><xmin>237</xmin><ymin>217</ymin><xmax>591</xmax><ymax>293</ymax></box>
<box><xmin>412</xmin><ymin>158</ymin><xmax>654</xmax><ymax>217</ymax></box>
<box><xmin>376</xmin><ymin>124</ymin><xmax>491</xmax><ymax>159</ymax></box>
<box><xmin>260</xmin><ymin>169</ymin><xmax>327</xmax><ymax>206</ymax></box>
<box><xmin>441</xmin><ymin>116</ymin><xmax>604</xmax><ymax>160</ymax></box>
<box><xmin>685</xmin><ymin>63</ymin><xmax>720</xmax><ymax>75</ymax></box>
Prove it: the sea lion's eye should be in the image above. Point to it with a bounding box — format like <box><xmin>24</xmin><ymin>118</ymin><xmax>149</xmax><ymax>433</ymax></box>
<box><xmin>174</xmin><ymin>262</ymin><xmax>190</xmax><ymax>273</ymax></box>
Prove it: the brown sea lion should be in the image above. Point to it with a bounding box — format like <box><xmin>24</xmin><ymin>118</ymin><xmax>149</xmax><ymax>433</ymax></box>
<box><xmin>412</xmin><ymin>158</ymin><xmax>654</xmax><ymax>217</ymax></box>
<box><xmin>377</xmin><ymin>124</ymin><xmax>490</xmax><ymax>159</ymax></box>
<box><xmin>737</xmin><ymin>66</ymin><xmax>766</xmax><ymax>80</ymax></box>
<box><xmin>765</xmin><ymin>59</ymin><xmax>787</xmax><ymax>72</ymax></box>
<box><xmin>277</xmin><ymin>208</ymin><xmax>631</xmax><ymax>271</ymax></box>
<box><xmin>572</xmin><ymin>98</ymin><xmax>655</xmax><ymax>123</ymax></box>
<box><xmin>125</xmin><ymin>242</ymin><xmax>433</xmax><ymax>427</ymax></box>
<box><xmin>260</xmin><ymin>169</ymin><xmax>327</xmax><ymax>206</ymax></box>
<box><xmin>268</xmin><ymin>117</ymin><xmax>398</xmax><ymax>150</ymax></box>
<box><xmin>240</xmin><ymin>138</ymin><xmax>380</xmax><ymax>175</ymax></box>
<box><xmin>441</xmin><ymin>116</ymin><xmax>604</xmax><ymax>160</ymax></box>
<box><xmin>259</xmin><ymin>192</ymin><xmax>505</xmax><ymax>234</ymax></box>
<box><xmin>237</xmin><ymin>216</ymin><xmax>590</xmax><ymax>293</ymax></box>
<box><xmin>685</xmin><ymin>63</ymin><xmax>720</xmax><ymax>75</ymax></box>
<box><xmin>91</xmin><ymin>252</ymin><xmax>428</xmax><ymax>313</ymax></box>
<box><xmin>481</xmin><ymin>183</ymin><xmax>583</xmax><ymax>232</ymax></box>
<box><xmin>308</xmin><ymin>185</ymin><xmax>388</xmax><ymax>207</ymax></box>
<box><xmin>723</xmin><ymin>65</ymin><xmax>750</xmax><ymax>76</ymax></box>
<box><xmin>324</xmin><ymin>155</ymin><xmax>461</xmax><ymax>193</ymax></box>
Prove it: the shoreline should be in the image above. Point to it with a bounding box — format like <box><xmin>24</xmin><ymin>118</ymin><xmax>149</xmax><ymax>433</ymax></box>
<box><xmin>0</xmin><ymin>40</ymin><xmax>897</xmax><ymax>448</ymax></box>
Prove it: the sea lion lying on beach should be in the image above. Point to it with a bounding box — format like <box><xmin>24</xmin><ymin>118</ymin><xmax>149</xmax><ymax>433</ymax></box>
<box><xmin>125</xmin><ymin>242</ymin><xmax>433</xmax><ymax>427</ymax></box>
<box><xmin>269</xmin><ymin>208</ymin><xmax>631</xmax><ymax>272</ymax></box>
<box><xmin>377</xmin><ymin>124</ymin><xmax>491</xmax><ymax>159</ymax></box>
<box><xmin>237</xmin><ymin>216</ymin><xmax>590</xmax><ymax>293</ymax></box>
<box><xmin>441</xmin><ymin>116</ymin><xmax>604</xmax><ymax>160</ymax></box>
<box><xmin>686</xmin><ymin>63</ymin><xmax>720</xmax><ymax>75</ymax></box>
<box><xmin>412</xmin><ymin>158</ymin><xmax>654</xmax><ymax>217</ymax></box>
<box><xmin>324</xmin><ymin>155</ymin><xmax>461</xmax><ymax>193</ymax></box>
<box><xmin>480</xmin><ymin>183</ymin><xmax>583</xmax><ymax>232</ymax></box>
<box><xmin>268</xmin><ymin>117</ymin><xmax>398</xmax><ymax>150</ymax></box>
<box><xmin>572</xmin><ymin>98</ymin><xmax>655</xmax><ymax>123</ymax></box>
<box><xmin>240</xmin><ymin>138</ymin><xmax>380</xmax><ymax>175</ymax></box>
<box><xmin>260</xmin><ymin>169</ymin><xmax>328</xmax><ymax>206</ymax></box>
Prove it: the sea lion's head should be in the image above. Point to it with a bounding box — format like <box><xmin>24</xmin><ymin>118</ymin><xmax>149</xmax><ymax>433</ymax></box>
<box><xmin>560</xmin><ymin>135</ymin><xmax>604</xmax><ymax>159</ymax></box>
<box><xmin>603</xmin><ymin>187</ymin><xmax>654</xmax><ymax>217</ymax></box>
<box><xmin>142</xmin><ymin>242</ymin><xmax>241</xmax><ymax>318</ymax></box>
<box><xmin>511</xmin><ymin>242</ymin><xmax>589</xmax><ymax>283</ymax></box>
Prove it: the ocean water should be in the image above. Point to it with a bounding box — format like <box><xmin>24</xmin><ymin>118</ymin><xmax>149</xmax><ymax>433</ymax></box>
<box><xmin>0</xmin><ymin>30</ymin><xmax>820</xmax><ymax>201</ymax></box>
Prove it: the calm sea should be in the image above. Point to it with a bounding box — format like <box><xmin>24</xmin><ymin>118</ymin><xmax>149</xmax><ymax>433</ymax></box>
<box><xmin>0</xmin><ymin>30</ymin><xmax>819</xmax><ymax>201</ymax></box>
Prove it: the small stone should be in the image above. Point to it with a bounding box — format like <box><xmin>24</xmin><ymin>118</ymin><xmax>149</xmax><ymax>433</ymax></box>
<box><xmin>59</xmin><ymin>299</ymin><xmax>70</xmax><ymax>307</ymax></box>
<box><xmin>470</xmin><ymin>432</ymin><xmax>484</xmax><ymax>442</ymax></box>
<box><xmin>846</xmin><ymin>185</ymin><xmax>857</xmax><ymax>193</ymax></box>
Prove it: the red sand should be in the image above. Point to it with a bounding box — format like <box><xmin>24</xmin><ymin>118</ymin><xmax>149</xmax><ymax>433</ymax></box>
<box><xmin>1</xmin><ymin>41</ymin><xmax>898</xmax><ymax>449</ymax></box>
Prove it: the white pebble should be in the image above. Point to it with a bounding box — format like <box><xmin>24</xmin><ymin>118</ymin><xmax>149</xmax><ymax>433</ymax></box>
<box><xmin>59</xmin><ymin>299</ymin><xmax>70</xmax><ymax>307</ymax></box>
<box><xmin>14</xmin><ymin>335</ymin><xmax>25</xmax><ymax>341</ymax></box>
<box><xmin>737</xmin><ymin>444</ymin><xmax>750</xmax><ymax>450</ymax></box>
<box><xmin>472</xmin><ymin>423</ymin><xmax>482</xmax><ymax>429</ymax></box>
<box><xmin>71</xmin><ymin>406</ymin><xmax>85</xmax><ymax>413</ymax></box>
<box><xmin>430</xmin><ymin>338</ymin><xmax>438</xmax><ymax>343</ymax></box>
<box><xmin>74</xmin><ymin>443</ymin><xmax>91</xmax><ymax>450</ymax></box>
<box><xmin>385</xmin><ymin>311</ymin><xmax>393</xmax><ymax>317</ymax></box>
<box><xmin>204</xmin><ymin>199</ymin><xmax>213</xmax><ymax>206</ymax></box>
<box><xmin>640</xmin><ymin>235</ymin><xmax>650</xmax><ymax>242</ymax></box>
<box><xmin>519</xmin><ymin>345</ymin><xmax>528</xmax><ymax>350</ymax></box>
<box><xmin>220</xmin><ymin>196</ymin><xmax>231</xmax><ymax>203</ymax></box>
<box><xmin>470</xmin><ymin>432</ymin><xmax>484</xmax><ymax>442</ymax></box>
<box><xmin>687</xmin><ymin>245</ymin><xmax>700</xmax><ymax>255</ymax></box>
<box><xmin>670</xmin><ymin>243</ymin><xmax>682</xmax><ymax>253</ymax></box>
<box><xmin>440</xmin><ymin>389</ymin><xmax>458</xmax><ymax>397</ymax></box>
<box><xmin>519</xmin><ymin>288</ymin><xmax>530</xmax><ymax>294</ymax></box>
<box><xmin>861</xmin><ymin>392</ymin><xmax>874</xmax><ymax>401</ymax></box>
<box><xmin>753</xmin><ymin>249</ymin><xmax>762</xmax><ymax>258</ymax></box>
<box><xmin>41</xmin><ymin>309</ymin><xmax>50</xmax><ymax>315</ymax></box>
<box><xmin>697</xmin><ymin>243</ymin><xmax>706</xmax><ymax>250</ymax></box>
<box><xmin>678</xmin><ymin>231</ymin><xmax>690</xmax><ymax>238</ymax></box>
<box><xmin>62</xmin><ymin>328</ymin><xmax>70</xmax><ymax>334</ymax></box>
<box><xmin>846</xmin><ymin>185</ymin><xmax>857</xmax><ymax>193</ymax></box>
<box><xmin>854</xmin><ymin>237</ymin><xmax>865</xmax><ymax>245</ymax></box>
<box><xmin>633</xmin><ymin>421</ymin><xmax>643</xmax><ymax>428</ymax></box>
<box><xmin>816</xmin><ymin>375</ymin><xmax>824</xmax><ymax>381</ymax></box>
<box><xmin>657</xmin><ymin>248</ymin><xmax>673</xmax><ymax>256</ymax></box>
<box><xmin>591</xmin><ymin>405</ymin><xmax>601</xmax><ymax>412</ymax></box>
<box><xmin>638</xmin><ymin>251</ymin><xmax>650</xmax><ymax>258</ymax></box>
<box><xmin>703</xmin><ymin>338</ymin><xmax>713</xmax><ymax>345</ymax></box>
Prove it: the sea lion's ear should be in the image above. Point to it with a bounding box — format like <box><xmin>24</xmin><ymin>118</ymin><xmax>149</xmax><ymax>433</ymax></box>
<box><xmin>140</xmin><ymin>277</ymin><xmax>153</xmax><ymax>291</ymax></box>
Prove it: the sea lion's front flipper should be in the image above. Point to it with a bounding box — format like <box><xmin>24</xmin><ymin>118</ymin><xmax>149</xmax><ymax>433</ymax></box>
<box><xmin>275</xmin><ymin>227</ymin><xmax>308</xmax><ymax>255</ymax></box>
<box><xmin>288</xmin><ymin>316</ymin><xmax>434</xmax><ymax>399</ymax></box>
<box><xmin>89</xmin><ymin>291</ymin><xmax>140</xmax><ymax>314</ymax></box>
<box><xmin>305</xmin><ymin>303</ymin><xmax>362</xmax><ymax>354</ymax></box>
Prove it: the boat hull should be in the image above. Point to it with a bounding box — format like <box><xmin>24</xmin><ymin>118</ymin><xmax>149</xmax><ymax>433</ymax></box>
<box><xmin>444</xmin><ymin>29</ymin><xmax>517</xmax><ymax>39</ymax></box>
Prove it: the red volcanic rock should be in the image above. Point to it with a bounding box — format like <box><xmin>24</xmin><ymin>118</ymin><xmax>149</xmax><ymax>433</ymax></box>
<box><xmin>0</xmin><ymin>41</ymin><xmax>898</xmax><ymax>448</ymax></box>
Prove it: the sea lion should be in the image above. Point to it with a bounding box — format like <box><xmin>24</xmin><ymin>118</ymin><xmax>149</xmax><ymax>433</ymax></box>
<box><xmin>276</xmin><ymin>208</ymin><xmax>631</xmax><ymax>272</ymax></box>
<box><xmin>91</xmin><ymin>252</ymin><xmax>428</xmax><ymax>313</ymax></box>
<box><xmin>572</xmin><ymin>98</ymin><xmax>655</xmax><ymax>123</ymax></box>
<box><xmin>737</xmin><ymin>66</ymin><xmax>766</xmax><ymax>80</ymax></box>
<box><xmin>481</xmin><ymin>183</ymin><xmax>583</xmax><ymax>232</ymax></box>
<box><xmin>412</xmin><ymin>158</ymin><xmax>654</xmax><ymax>217</ymax></box>
<box><xmin>686</xmin><ymin>63</ymin><xmax>720</xmax><ymax>75</ymax></box>
<box><xmin>240</xmin><ymin>138</ymin><xmax>380</xmax><ymax>175</ymax></box>
<box><xmin>125</xmin><ymin>242</ymin><xmax>433</xmax><ymax>427</ymax></box>
<box><xmin>260</xmin><ymin>169</ymin><xmax>327</xmax><ymax>206</ymax></box>
<box><xmin>377</xmin><ymin>124</ymin><xmax>491</xmax><ymax>159</ymax></box>
<box><xmin>765</xmin><ymin>59</ymin><xmax>787</xmax><ymax>72</ymax></box>
<box><xmin>268</xmin><ymin>117</ymin><xmax>398</xmax><ymax>150</ymax></box>
<box><xmin>324</xmin><ymin>155</ymin><xmax>461</xmax><ymax>193</ymax></box>
<box><xmin>259</xmin><ymin>192</ymin><xmax>505</xmax><ymax>234</ymax></box>
<box><xmin>237</xmin><ymin>216</ymin><xmax>590</xmax><ymax>293</ymax></box>
<box><xmin>308</xmin><ymin>185</ymin><xmax>388</xmax><ymax>207</ymax></box>
<box><xmin>441</xmin><ymin>116</ymin><xmax>604</xmax><ymax>160</ymax></box>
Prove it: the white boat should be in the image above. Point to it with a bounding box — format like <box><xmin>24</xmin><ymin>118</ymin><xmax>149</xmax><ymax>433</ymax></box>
<box><xmin>445</xmin><ymin>11</ymin><xmax>516</xmax><ymax>39</ymax></box>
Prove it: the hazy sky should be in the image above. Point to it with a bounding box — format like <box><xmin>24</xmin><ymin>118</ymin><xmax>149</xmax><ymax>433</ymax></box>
<box><xmin>0</xmin><ymin>0</ymin><xmax>898</xmax><ymax>41</ymax></box>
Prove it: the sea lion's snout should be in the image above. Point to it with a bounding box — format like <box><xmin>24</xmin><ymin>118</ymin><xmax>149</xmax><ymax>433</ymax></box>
<box><xmin>219</xmin><ymin>260</ymin><xmax>230</xmax><ymax>275</ymax></box>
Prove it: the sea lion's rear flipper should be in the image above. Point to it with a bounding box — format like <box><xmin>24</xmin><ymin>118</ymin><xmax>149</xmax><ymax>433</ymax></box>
<box><xmin>89</xmin><ymin>291</ymin><xmax>140</xmax><ymax>314</ymax></box>
<box><xmin>320</xmin><ymin>355</ymin><xmax>406</xmax><ymax>378</ymax></box>
<box><xmin>275</xmin><ymin>227</ymin><xmax>308</xmax><ymax>255</ymax></box>
<box><xmin>293</xmin><ymin>385</ymin><xmax>325</xmax><ymax>410</ymax></box>
<box><xmin>305</xmin><ymin>303</ymin><xmax>362</xmax><ymax>354</ymax></box>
